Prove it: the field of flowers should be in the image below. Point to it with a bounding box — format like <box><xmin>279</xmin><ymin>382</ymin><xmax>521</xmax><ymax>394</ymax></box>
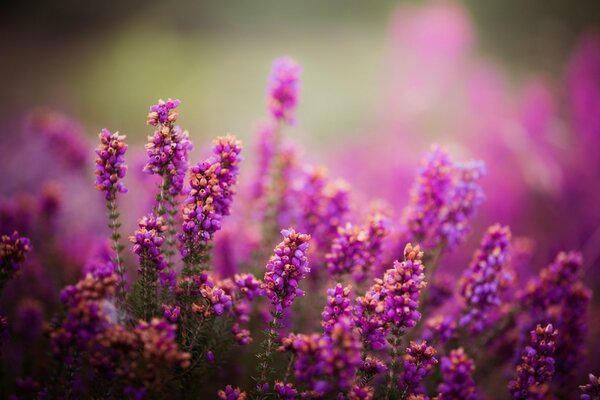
<box><xmin>1</xmin><ymin>2</ymin><xmax>600</xmax><ymax>399</ymax></box>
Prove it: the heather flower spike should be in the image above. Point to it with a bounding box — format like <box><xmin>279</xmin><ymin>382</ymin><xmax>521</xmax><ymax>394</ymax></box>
<box><xmin>181</xmin><ymin>135</ymin><xmax>242</xmax><ymax>274</ymax></box>
<box><xmin>509</xmin><ymin>324</ymin><xmax>558</xmax><ymax>400</ymax></box>
<box><xmin>459</xmin><ymin>224</ymin><xmax>512</xmax><ymax>333</ymax></box>
<box><xmin>0</xmin><ymin>231</ymin><xmax>32</xmax><ymax>291</ymax></box>
<box><xmin>257</xmin><ymin>228</ymin><xmax>310</xmax><ymax>391</ymax></box>
<box><xmin>382</xmin><ymin>243</ymin><xmax>427</xmax><ymax>399</ymax></box>
<box><xmin>95</xmin><ymin>128</ymin><xmax>128</xmax><ymax>303</ymax></box>
<box><xmin>144</xmin><ymin>98</ymin><xmax>192</xmax><ymax>276</ymax></box>
<box><xmin>129</xmin><ymin>213</ymin><xmax>168</xmax><ymax>319</ymax></box>
<box><xmin>403</xmin><ymin>145</ymin><xmax>485</xmax><ymax>252</ymax></box>
<box><xmin>580</xmin><ymin>373</ymin><xmax>600</xmax><ymax>400</ymax></box>
<box><xmin>267</xmin><ymin>57</ymin><xmax>301</xmax><ymax>124</ymax></box>
<box><xmin>437</xmin><ymin>348</ymin><xmax>479</xmax><ymax>400</ymax></box>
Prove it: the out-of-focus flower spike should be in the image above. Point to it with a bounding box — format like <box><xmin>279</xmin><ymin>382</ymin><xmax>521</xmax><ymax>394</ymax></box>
<box><xmin>580</xmin><ymin>373</ymin><xmax>600</xmax><ymax>400</ymax></box>
<box><xmin>0</xmin><ymin>231</ymin><xmax>32</xmax><ymax>290</ymax></box>
<box><xmin>509</xmin><ymin>324</ymin><xmax>557</xmax><ymax>400</ymax></box>
<box><xmin>459</xmin><ymin>224</ymin><xmax>512</xmax><ymax>333</ymax></box>
<box><xmin>437</xmin><ymin>348</ymin><xmax>479</xmax><ymax>400</ymax></box>
<box><xmin>267</xmin><ymin>57</ymin><xmax>301</xmax><ymax>124</ymax></box>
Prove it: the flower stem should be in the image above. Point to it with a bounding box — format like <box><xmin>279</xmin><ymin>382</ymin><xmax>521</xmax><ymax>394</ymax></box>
<box><xmin>256</xmin><ymin>310</ymin><xmax>282</xmax><ymax>395</ymax></box>
<box><xmin>106</xmin><ymin>198</ymin><xmax>126</xmax><ymax>304</ymax></box>
<box><xmin>384</xmin><ymin>327</ymin><xmax>404</xmax><ymax>400</ymax></box>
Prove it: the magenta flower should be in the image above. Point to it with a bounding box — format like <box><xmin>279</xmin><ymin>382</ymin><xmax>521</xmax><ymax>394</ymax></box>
<box><xmin>580</xmin><ymin>373</ymin><xmax>600</xmax><ymax>400</ymax></box>
<box><xmin>321</xmin><ymin>283</ymin><xmax>353</xmax><ymax>334</ymax></box>
<box><xmin>263</xmin><ymin>229</ymin><xmax>311</xmax><ymax>311</ymax></box>
<box><xmin>95</xmin><ymin>129</ymin><xmax>128</xmax><ymax>201</ymax></box>
<box><xmin>399</xmin><ymin>340</ymin><xmax>438</xmax><ymax>396</ymax></box>
<box><xmin>0</xmin><ymin>231</ymin><xmax>32</xmax><ymax>285</ymax></box>
<box><xmin>403</xmin><ymin>145</ymin><xmax>485</xmax><ymax>250</ymax></box>
<box><xmin>181</xmin><ymin>135</ymin><xmax>242</xmax><ymax>253</ymax></box>
<box><xmin>267</xmin><ymin>57</ymin><xmax>301</xmax><ymax>124</ymax></box>
<box><xmin>217</xmin><ymin>385</ymin><xmax>247</xmax><ymax>400</ymax></box>
<box><xmin>382</xmin><ymin>243</ymin><xmax>427</xmax><ymax>329</ymax></box>
<box><xmin>509</xmin><ymin>324</ymin><xmax>557</xmax><ymax>400</ymax></box>
<box><xmin>129</xmin><ymin>214</ymin><xmax>167</xmax><ymax>274</ymax></box>
<box><xmin>437</xmin><ymin>348</ymin><xmax>479</xmax><ymax>400</ymax></box>
<box><xmin>354</xmin><ymin>279</ymin><xmax>388</xmax><ymax>350</ymax></box>
<box><xmin>459</xmin><ymin>224</ymin><xmax>512</xmax><ymax>332</ymax></box>
<box><xmin>147</xmin><ymin>98</ymin><xmax>181</xmax><ymax>126</ymax></box>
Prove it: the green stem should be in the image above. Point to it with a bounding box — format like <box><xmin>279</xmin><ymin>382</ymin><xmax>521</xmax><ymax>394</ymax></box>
<box><xmin>384</xmin><ymin>327</ymin><xmax>405</xmax><ymax>400</ymax></box>
<box><xmin>107</xmin><ymin>197</ymin><xmax>126</xmax><ymax>304</ymax></box>
<box><xmin>256</xmin><ymin>310</ymin><xmax>282</xmax><ymax>395</ymax></box>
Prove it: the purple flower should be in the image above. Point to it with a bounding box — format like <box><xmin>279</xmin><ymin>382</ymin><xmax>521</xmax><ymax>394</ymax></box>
<box><xmin>354</xmin><ymin>279</ymin><xmax>388</xmax><ymax>350</ymax></box>
<box><xmin>234</xmin><ymin>273</ymin><xmax>264</xmax><ymax>301</ymax></box>
<box><xmin>217</xmin><ymin>385</ymin><xmax>247</xmax><ymax>400</ymax></box>
<box><xmin>263</xmin><ymin>229</ymin><xmax>311</xmax><ymax>311</ymax></box>
<box><xmin>403</xmin><ymin>145</ymin><xmax>485</xmax><ymax>250</ymax></box>
<box><xmin>144</xmin><ymin>98</ymin><xmax>192</xmax><ymax>196</ymax></box>
<box><xmin>206</xmin><ymin>350</ymin><xmax>215</xmax><ymax>364</ymax></box>
<box><xmin>147</xmin><ymin>98</ymin><xmax>181</xmax><ymax>126</ymax></box>
<box><xmin>95</xmin><ymin>128</ymin><xmax>128</xmax><ymax>201</ymax></box>
<box><xmin>274</xmin><ymin>381</ymin><xmax>298</xmax><ymax>399</ymax></box>
<box><xmin>580</xmin><ymin>373</ymin><xmax>600</xmax><ymax>400</ymax></box>
<box><xmin>382</xmin><ymin>243</ymin><xmax>427</xmax><ymax>329</ymax></box>
<box><xmin>129</xmin><ymin>213</ymin><xmax>168</xmax><ymax>273</ymax></box>
<box><xmin>231</xmin><ymin>322</ymin><xmax>252</xmax><ymax>345</ymax></box>
<box><xmin>423</xmin><ymin>315</ymin><xmax>456</xmax><ymax>344</ymax></box>
<box><xmin>321</xmin><ymin>283</ymin><xmax>353</xmax><ymax>334</ymax></box>
<box><xmin>509</xmin><ymin>324</ymin><xmax>557</xmax><ymax>400</ymax></box>
<box><xmin>123</xmin><ymin>386</ymin><xmax>147</xmax><ymax>400</ymax></box>
<box><xmin>521</xmin><ymin>251</ymin><xmax>592</xmax><ymax>390</ymax></box>
<box><xmin>281</xmin><ymin>318</ymin><xmax>362</xmax><ymax>395</ymax></box>
<box><xmin>399</xmin><ymin>341</ymin><xmax>438</xmax><ymax>395</ymax></box>
<box><xmin>27</xmin><ymin>108</ymin><xmax>89</xmax><ymax>169</ymax></box>
<box><xmin>181</xmin><ymin>135</ymin><xmax>242</xmax><ymax>252</ymax></box>
<box><xmin>326</xmin><ymin>223</ymin><xmax>368</xmax><ymax>278</ymax></box>
<box><xmin>437</xmin><ymin>348</ymin><xmax>479</xmax><ymax>400</ymax></box>
<box><xmin>0</xmin><ymin>231</ymin><xmax>32</xmax><ymax>285</ymax></box>
<box><xmin>267</xmin><ymin>57</ymin><xmax>301</xmax><ymax>123</ymax></box>
<box><xmin>459</xmin><ymin>224</ymin><xmax>512</xmax><ymax>333</ymax></box>
<box><xmin>162</xmin><ymin>304</ymin><xmax>180</xmax><ymax>322</ymax></box>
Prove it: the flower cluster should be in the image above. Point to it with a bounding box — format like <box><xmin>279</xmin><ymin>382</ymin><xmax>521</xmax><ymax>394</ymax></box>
<box><xmin>403</xmin><ymin>145</ymin><xmax>485</xmax><ymax>250</ymax></box>
<box><xmin>509</xmin><ymin>324</ymin><xmax>557</xmax><ymax>400</ymax></box>
<box><xmin>382</xmin><ymin>243</ymin><xmax>427</xmax><ymax>329</ymax></box>
<box><xmin>354</xmin><ymin>279</ymin><xmax>388</xmax><ymax>350</ymax></box>
<box><xmin>399</xmin><ymin>341</ymin><xmax>438</xmax><ymax>395</ymax></box>
<box><xmin>218</xmin><ymin>385</ymin><xmax>247</xmax><ymax>400</ymax></box>
<box><xmin>321</xmin><ymin>284</ymin><xmax>353</xmax><ymax>334</ymax></box>
<box><xmin>267</xmin><ymin>57</ymin><xmax>301</xmax><ymax>123</ymax></box>
<box><xmin>181</xmin><ymin>135</ymin><xmax>242</xmax><ymax>252</ymax></box>
<box><xmin>130</xmin><ymin>214</ymin><xmax>167</xmax><ymax>274</ymax></box>
<box><xmin>280</xmin><ymin>318</ymin><xmax>362</xmax><ymax>396</ymax></box>
<box><xmin>94</xmin><ymin>129</ymin><xmax>128</xmax><ymax>200</ymax></box>
<box><xmin>459</xmin><ymin>224</ymin><xmax>512</xmax><ymax>332</ymax></box>
<box><xmin>521</xmin><ymin>251</ymin><xmax>592</xmax><ymax>390</ymax></box>
<box><xmin>263</xmin><ymin>229</ymin><xmax>310</xmax><ymax>311</ymax></box>
<box><xmin>437</xmin><ymin>348</ymin><xmax>478</xmax><ymax>400</ymax></box>
<box><xmin>27</xmin><ymin>108</ymin><xmax>89</xmax><ymax>169</ymax></box>
<box><xmin>0</xmin><ymin>231</ymin><xmax>32</xmax><ymax>285</ymax></box>
<box><xmin>144</xmin><ymin>99</ymin><xmax>193</xmax><ymax>195</ymax></box>
<box><xmin>580</xmin><ymin>373</ymin><xmax>600</xmax><ymax>400</ymax></box>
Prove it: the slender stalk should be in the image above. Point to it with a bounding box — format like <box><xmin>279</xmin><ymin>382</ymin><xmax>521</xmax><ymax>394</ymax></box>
<box><xmin>283</xmin><ymin>354</ymin><xmax>296</xmax><ymax>383</ymax></box>
<box><xmin>106</xmin><ymin>198</ymin><xmax>126</xmax><ymax>304</ymax></box>
<box><xmin>256</xmin><ymin>310</ymin><xmax>282</xmax><ymax>396</ymax></box>
<box><xmin>384</xmin><ymin>327</ymin><xmax>405</xmax><ymax>400</ymax></box>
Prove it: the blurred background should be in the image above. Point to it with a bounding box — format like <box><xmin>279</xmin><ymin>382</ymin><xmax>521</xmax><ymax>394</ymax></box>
<box><xmin>3</xmin><ymin>0</ymin><xmax>600</xmax><ymax>145</ymax></box>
